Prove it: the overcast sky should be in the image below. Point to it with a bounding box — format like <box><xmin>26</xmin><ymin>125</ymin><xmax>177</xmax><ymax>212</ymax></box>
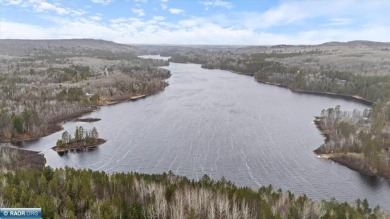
<box><xmin>0</xmin><ymin>0</ymin><xmax>389</xmax><ymax>45</ymax></box>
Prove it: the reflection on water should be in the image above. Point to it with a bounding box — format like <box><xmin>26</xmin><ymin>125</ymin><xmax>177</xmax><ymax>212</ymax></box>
<box><xmin>358</xmin><ymin>173</ymin><xmax>381</xmax><ymax>189</ymax></box>
<box><xmin>23</xmin><ymin>61</ymin><xmax>390</xmax><ymax>210</ymax></box>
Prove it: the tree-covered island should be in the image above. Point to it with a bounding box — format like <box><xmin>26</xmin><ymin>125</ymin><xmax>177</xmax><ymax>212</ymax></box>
<box><xmin>52</xmin><ymin>126</ymin><xmax>106</xmax><ymax>153</ymax></box>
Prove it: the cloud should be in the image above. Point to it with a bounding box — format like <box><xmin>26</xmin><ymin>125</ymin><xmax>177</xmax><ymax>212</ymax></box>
<box><xmin>3</xmin><ymin>0</ymin><xmax>26</xmax><ymax>6</ymax></box>
<box><xmin>90</xmin><ymin>15</ymin><xmax>102</xmax><ymax>21</ymax></box>
<box><xmin>134</xmin><ymin>0</ymin><xmax>147</xmax><ymax>2</ymax></box>
<box><xmin>169</xmin><ymin>8</ymin><xmax>184</xmax><ymax>15</ymax></box>
<box><xmin>132</xmin><ymin>8</ymin><xmax>145</xmax><ymax>17</ymax></box>
<box><xmin>236</xmin><ymin>3</ymin><xmax>308</xmax><ymax>29</ymax></box>
<box><xmin>324</xmin><ymin>18</ymin><xmax>353</xmax><ymax>27</ymax></box>
<box><xmin>1</xmin><ymin>0</ymin><xmax>85</xmax><ymax>16</ymax></box>
<box><xmin>2</xmin><ymin>15</ymin><xmax>390</xmax><ymax>45</ymax></box>
<box><xmin>161</xmin><ymin>0</ymin><xmax>168</xmax><ymax>9</ymax></box>
<box><xmin>152</xmin><ymin>16</ymin><xmax>165</xmax><ymax>21</ymax></box>
<box><xmin>2</xmin><ymin>0</ymin><xmax>390</xmax><ymax>45</ymax></box>
<box><xmin>198</xmin><ymin>1</ymin><xmax>390</xmax><ymax>31</ymax></box>
<box><xmin>0</xmin><ymin>21</ymin><xmax>54</xmax><ymax>39</ymax></box>
<box><xmin>91</xmin><ymin>0</ymin><xmax>113</xmax><ymax>5</ymax></box>
<box><xmin>200</xmin><ymin>0</ymin><xmax>233</xmax><ymax>9</ymax></box>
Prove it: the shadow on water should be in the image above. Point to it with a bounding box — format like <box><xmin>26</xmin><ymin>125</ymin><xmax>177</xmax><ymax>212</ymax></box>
<box><xmin>25</xmin><ymin>139</ymin><xmax>41</xmax><ymax>144</ymax></box>
<box><xmin>11</xmin><ymin>141</ymin><xmax>25</xmax><ymax>147</ymax></box>
<box><xmin>12</xmin><ymin>139</ymin><xmax>41</xmax><ymax>147</ymax></box>
<box><xmin>357</xmin><ymin>173</ymin><xmax>381</xmax><ymax>190</ymax></box>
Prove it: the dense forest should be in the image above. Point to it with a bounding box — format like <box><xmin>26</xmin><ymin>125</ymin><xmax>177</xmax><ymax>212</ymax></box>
<box><xmin>0</xmin><ymin>166</ymin><xmax>387</xmax><ymax>219</ymax></box>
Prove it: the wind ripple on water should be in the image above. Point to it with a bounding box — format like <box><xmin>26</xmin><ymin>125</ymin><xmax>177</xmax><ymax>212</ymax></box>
<box><xmin>23</xmin><ymin>62</ymin><xmax>390</xmax><ymax>210</ymax></box>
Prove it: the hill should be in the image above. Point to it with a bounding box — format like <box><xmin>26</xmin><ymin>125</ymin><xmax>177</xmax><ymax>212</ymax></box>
<box><xmin>0</xmin><ymin>39</ymin><xmax>139</xmax><ymax>57</ymax></box>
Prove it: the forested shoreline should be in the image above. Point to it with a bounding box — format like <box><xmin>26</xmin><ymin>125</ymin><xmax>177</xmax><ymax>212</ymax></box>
<box><xmin>314</xmin><ymin>105</ymin><xmax>390</xmax><ymax>179</ymax></box>
<box><xmin>168</xmin><ymin>50</ymin><xmax>389</xmax><ymax>103</ymax></box>
<box><xmin>0</xmin><ymin>39</ymin><xmax>171</xmax><ymax>143</ymax></box>
<box><xmin>2</xmin><ymin>40</ymin><xmax>390</xmax><ymax>217</ymax></box>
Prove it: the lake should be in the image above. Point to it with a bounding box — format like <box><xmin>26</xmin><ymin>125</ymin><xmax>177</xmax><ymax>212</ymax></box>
<box><xmin>23</xmin><ymin>60</ymin><xmax>390</xmax><ymax>210</ymax></box>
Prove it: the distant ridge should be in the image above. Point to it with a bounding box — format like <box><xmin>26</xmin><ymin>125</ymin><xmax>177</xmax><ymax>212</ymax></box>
<box><xmin>0</xmin><ymin>38</ymin><xmax>138</xmax><ymax>56</ymax></box>
<box><xmin>319</xmin><ymin>40</ymin><xmax>390</xmax><ymax>47</ymax></box>
<box><xmin>1</xmin><ymin>39</ymin><xmax>390</xmax><ymax>56</ymax></box>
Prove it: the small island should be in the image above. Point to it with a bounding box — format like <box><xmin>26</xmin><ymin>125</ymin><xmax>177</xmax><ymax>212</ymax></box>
<box><xmin>52</xmin><ymin>126</ymin><xmax>106</xmax><ymax>154</ymax></box>
<box><xmin>75</xmin><ymin>117</ymin><xmax>101</xmax><ymax>123</ymax></box>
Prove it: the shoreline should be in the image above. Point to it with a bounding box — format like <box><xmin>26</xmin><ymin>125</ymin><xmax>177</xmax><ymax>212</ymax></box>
<box><xmin>52</xmin><ymin>138</ymin><xmax>107</xmax><ymax>154</ymax></box>
<box><xmin>198</xmin><ymin>64</ymin><xmax>373</xmax><ymax>106</ymax></box>
<box><xmin>197</xmin><ymin>64</ymin><xmax>383</xmax><ymax>179</ymax></box>
<box><xmin>255</xmin><ymin>79</ymin><xmax>373</xmax><ymax>106</ymax></box>
<box><xmin>187</xmin><ymin>63</ymin><xmax>381</xmax><ymax>179</ymax></box>
<box><xmin>2</xmin><ymin>62</ymin><xmax>379</xmax><ymax>179</ymax></box>
<box><xmin>0</xmin><ymin>107</ymin><xmax>98</xmax><ymax>144</ymax></box>
<box><xmin>0</xmin><ymin>90</ymin><xmax>164</xmax><ymax>170</ymax></box>
<box><xmin>75</xmin><ymin>117</ymin><xmax>101</xmax><ymax>123</ymax></box>
<box><xmin>97</xmin><ymin>93</ymin><xmax>151</xmax><ymax>106</ymax></box>
<box><xmin>0</xmin><ymin>123</ymin><xmax>64</xmax><ymax>144</ymax></box>
<box><xmin>313</xmin><ymin>116</ymin><xmax>390</xmax><ymax>179</ymax></box>
<box><xmin>0</xmin><ymin>89</ymin><xmax>165</xmax><ymax>144</ymax></box>
<box><xmin>0</xmin><ymin>146</ymin><xmax>46</xmax><ymax>170</ymax></box>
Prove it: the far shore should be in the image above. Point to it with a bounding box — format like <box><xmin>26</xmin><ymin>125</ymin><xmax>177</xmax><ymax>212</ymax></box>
<box><xmin>255</xmin><ymin>79</ymin><xmax>373</xmax><ymax>106</ymax></box>
<box><xmin>196</xmin><ymin>63</ymin><xmax>374</xmax><ymax>106</ymax></box>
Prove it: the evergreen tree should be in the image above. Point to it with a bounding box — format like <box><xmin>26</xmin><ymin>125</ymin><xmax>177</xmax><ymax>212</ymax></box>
<box><xmin>61</xmin><ymin>131</ymin><xmax>71</xmax><ymax>144</ymax></box>
<box><xmin>91</xmin><ymin>127</ymin><xmax>99</xmax><ymax>139</ymax></box>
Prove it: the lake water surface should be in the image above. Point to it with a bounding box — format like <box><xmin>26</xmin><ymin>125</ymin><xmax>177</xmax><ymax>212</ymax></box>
<box><xmin>23</xmin><ymin>60</ymin><xmax>390</xmax><ymax>210</ymax></box>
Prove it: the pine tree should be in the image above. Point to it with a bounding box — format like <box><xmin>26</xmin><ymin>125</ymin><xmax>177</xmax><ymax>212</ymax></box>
<box><xmin>62</xmin><ymin>131</ymin><xmax>71</xmax><ymax>144</ymax></box>
<box><xmin>91</xmin><ymin>127</ymin><xmax>99</xmax><ymax>139</ymax></box>
<box><xmin>74</xmin><ymin>126</ymin><xmax>85</xmax><ymax>142</ymax></box>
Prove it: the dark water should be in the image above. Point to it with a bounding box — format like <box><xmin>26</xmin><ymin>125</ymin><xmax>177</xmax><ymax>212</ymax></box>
<box><xmin>22</xmin><ymin>61</ymin><xmax>390</xmax><ymax>210</ymax></box>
